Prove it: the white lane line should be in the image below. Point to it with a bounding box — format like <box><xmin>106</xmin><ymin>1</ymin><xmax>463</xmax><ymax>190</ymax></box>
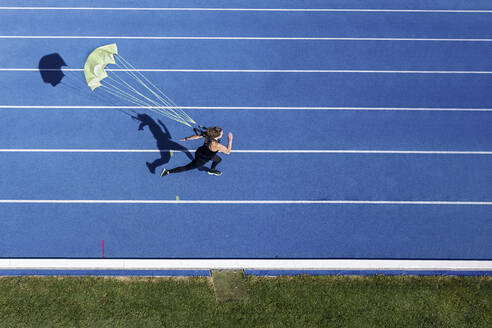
<box><xmin>0</xmin><ymin>149</ymin><xmax>491</xmax><ymax>155</ymax></box>
<box><xmin>0</xmin><ymin>200</ymin><xmax>491</xmax><ymax>205</ymax></box>
<box><xmin>1</xmin><ymin>7</ymin><xmax>492</xmax><ymax>13</ymax></box>
<box><xmin>1</xmin><ymin>36</ymin><xmax>492</xmax><ymax>42</ymax></box>
<box><xmin>0</xmin><ymin>259</ymin><xmax>491</xmax><ymax>272</ymax></box>
<box><xmin>2</xmin><ymin>105</ymin><xmax>492</xmax><ymax>112</ymax></box>
<box><xmin>5</xmin><ymin>68</ymin><xmax>492</xmax><ymax>74</ymax></box>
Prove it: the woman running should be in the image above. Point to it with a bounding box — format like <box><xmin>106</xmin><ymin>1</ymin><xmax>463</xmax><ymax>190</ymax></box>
<box><xmin>160</xmin><ymin>127</ymin><xmax>233</xmax><ymax>177</ymax></box>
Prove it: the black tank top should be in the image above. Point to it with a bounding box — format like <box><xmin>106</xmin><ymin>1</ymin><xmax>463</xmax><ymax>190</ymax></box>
<box><xmin>196</xmin><ymin>137</ymin><xmax>218</xmax><ymax>160</ymax></box>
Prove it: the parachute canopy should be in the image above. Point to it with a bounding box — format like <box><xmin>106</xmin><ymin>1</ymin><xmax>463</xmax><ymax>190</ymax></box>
<box><xmin>84</xmin><ymin>43</ymin><xmax>118</xmax><ymax>91</ymax></box>
<box><xmin>83</xmin><ymin>43</ymin><xmax>196</xmax><ymax>127</ymax></box>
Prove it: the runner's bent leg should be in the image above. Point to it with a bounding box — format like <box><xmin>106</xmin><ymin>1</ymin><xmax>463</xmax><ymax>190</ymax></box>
<box><xmin>168</xmin><ymin>159</ymin><xmax>206</xmax><ymax>173</ymax></box>
<box><xmin>210</xmin><ymin>155</ymin><xmax>222</xmax><ymax>170</ymax></box>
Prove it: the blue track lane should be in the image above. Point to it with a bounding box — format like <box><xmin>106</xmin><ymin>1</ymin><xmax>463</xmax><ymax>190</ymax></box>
<box><xmin>1</xmin><ymin>109</ymin><xmax>492</xmax><ymax>150</ymax></box>
<box><xmin>2</xmin><ymin>72</ymin><xmax>492</xmax><ymax>108</ymax></box>
<box><xmin>0</xmin><ymin>1</ymin><xmax>491</xmax><ymax>267</ymax></box>
<box><xmin>0</xmin><ymin>204</ymin><xmax>490</xmax><ymax>259</ymax></box>
<box><xmin>2</xmin><ymin>0</ymin><xmax>492</xmax><ymax>10</ymax></box>
<box><xmin>2</xmin><ymin>6</ymin><xmax>492</xmax><ymax>38</ymax></box>
<box><xmin>6</xmin><ymin>39</ymin><xmax>492</xmax><ymax>71</ymax></box>
<box><xmin>1</xmin><ymin>152</ymin><xmax>492</xmax><ymax>201</ymax></box>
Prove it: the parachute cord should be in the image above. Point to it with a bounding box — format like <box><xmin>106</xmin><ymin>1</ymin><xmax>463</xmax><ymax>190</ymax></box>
<box><xmin>105</xmin><ymin>76</ymin><xmax>173</xmax><ymax>116</ymax></box>
<box><xmin>116</xmin><ymin>57</ymin><xmax>185</xmax><ymax>116</ymax></box>
<box><xmin>114</xmin><ymin>55</ymin><xmax>181</xmax><ymax>110</ymax></box>
<box><xmin>107</xmin><ymin>71</ymin><xmax>166</xmax><ymax>109</ymax></box>
<box><xmin>101</xmin><ymin>85</ymin><xmax>151</xmax><ymax>108</ymax></box>
<box><xmin>101</xmin><ymin>85</ymin><xmax>188</xmax><ymax>124</ymax></box>
<box><xmin>101</xmin><ymin>84</ymin><xmax>190</xmax><ymax>126</ymax></box>
<box><xmin>105</xmin><ymin>71</ymin><xmax>189</xmax><ymax>125</ymax></box>
<box><xmin>107</xmin><ymin>68</ymin><xmax>185</xmax><ymax>123</ymax></box>
<box><xmin>102</xmin><ymin>84</ymin><xmax>151</xmax><ymax>108</ymax></box>
<box><xmin>113</xmin><ymin>58</ymin><xmax>189</xmax><ymax>124</ymax></box>
<box><xmin>114</xmin><ymin>55</ymin><xmax>195</xmax><ymax>125</ymax></box>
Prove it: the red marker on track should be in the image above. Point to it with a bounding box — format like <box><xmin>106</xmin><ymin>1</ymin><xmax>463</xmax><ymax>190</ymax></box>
<box><xmin>102</xmin><ymin>240</ymin><xmax>105</xmax><ymax>258</ymax></box>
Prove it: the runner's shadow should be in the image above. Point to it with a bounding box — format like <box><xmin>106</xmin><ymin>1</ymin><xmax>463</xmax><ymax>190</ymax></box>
<box><xmin>133</xmin><ymin>113</ymin><xmax>193</xmax><ymax>174</ymax></box>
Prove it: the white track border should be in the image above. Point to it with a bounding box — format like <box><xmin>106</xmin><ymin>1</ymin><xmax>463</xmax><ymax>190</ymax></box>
<box><xmin>1</xmin><ymin>149</ymin><xmax>492</xmax><ymax>155</ymax></box>
<box><xmin>2</xmin><ymin>105</ymin><xmax>492</xmax><ymax>112</ymax></box>
<box><xmin>1</xmin><ymin>7</ymin><xmax>492</xmax><ymax>14</ymax></box>
<box><xmin>0</xmin><ymin>200</ymin><xmax>491</xmax><ymax>205</ymax></box>
<box><xmin>5</xmin><ymin>68</ymin><xmax>492</xmax><ymax>74</ymax></box>
<box><xmin>2</xmin><ymin>36</ymin><xmax>492</xmax><ymax>42</ymax></box>
<box><xmin>0</xmin><ymin>259</ymin><xmax>490</xmax><ymax>271</ymax></box>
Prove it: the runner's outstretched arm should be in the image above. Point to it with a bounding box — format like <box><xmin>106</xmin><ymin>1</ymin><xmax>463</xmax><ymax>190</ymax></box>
<box><xmin>179</xmin><ymin>135</ymin><xmax>203</xmax><ymax>142</ymax></box>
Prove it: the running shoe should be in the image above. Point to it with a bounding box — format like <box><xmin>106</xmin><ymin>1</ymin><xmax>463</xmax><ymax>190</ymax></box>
<box><xmin>208</xmin><ymin>169</ymin><xmax>222</xmax><ymax>176</ymax></box>
<box><xmin>160</xmin><ymin>168</ymin><xmax>170</xmax><ymax>177</ymax></box>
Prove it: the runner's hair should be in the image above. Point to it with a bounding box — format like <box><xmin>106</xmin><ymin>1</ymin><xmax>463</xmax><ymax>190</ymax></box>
<box><xmin>206</xmin><ymin>127</ymin><xmax>222</xmax><ymax>139</ymax></box>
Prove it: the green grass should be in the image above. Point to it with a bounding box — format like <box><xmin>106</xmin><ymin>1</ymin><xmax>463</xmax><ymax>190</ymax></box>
<box><xmin>0</xmin><ymin>275</ymin><xmax>490</xmax><ymax>328</ymax></box>
<box><xmin>211</xmin><ymin>270</ymin><xmax>249</xmax><ymax>302</ymax></box>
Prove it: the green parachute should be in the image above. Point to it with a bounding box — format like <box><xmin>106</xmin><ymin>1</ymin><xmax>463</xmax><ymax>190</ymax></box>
<box><xmin>84</xmin><ymin>43</ymin><xmax>197</xmax><ymax>127</ymax></box>
<box><xmin>84</xmin><ymin>43</ymin><xmax>118</xmax><ymax>91</ymax></box>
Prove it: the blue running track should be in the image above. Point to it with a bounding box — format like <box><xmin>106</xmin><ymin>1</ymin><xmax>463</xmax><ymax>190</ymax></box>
<box><xmin>0</xmin><ymin>0</ymin><xmax>491</xmax><ymax>275</ymax></box>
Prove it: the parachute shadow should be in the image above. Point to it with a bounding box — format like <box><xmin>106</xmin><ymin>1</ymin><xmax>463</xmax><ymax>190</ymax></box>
<box><xmin>38</xmin><ymin>53</ymin><xmax>67</xmax><ymax>87</ymax></box>
<box><xmin>133</xmin><ymin>113</ymin><xmax>194</xmax><ymax>174</ymax></box>
<box><xmin>38</xmin><ymin>53</ymin><xmax>112</xmax><ymax>103</ymax></box>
